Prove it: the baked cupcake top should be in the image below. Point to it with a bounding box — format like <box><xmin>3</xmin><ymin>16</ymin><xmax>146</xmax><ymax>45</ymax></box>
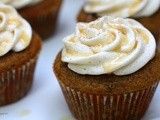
<box><xmin>0</xmin><ymin>4</ymin><xmax>32</xmax><ymax>56</ymax></box>
<box><xmin>84</xmin><ymin>0</ymin><xmax>160</xmax><ymax>18</ymax></box>
<box><xmin>0</xmin><ymin>0</ymin><xmax>43</xmax><ymax>9</ymax></box>
<box><xmin>62</xmin><ymin>16</ymin><xmax>156</xmax><ymax>75</ymax></box>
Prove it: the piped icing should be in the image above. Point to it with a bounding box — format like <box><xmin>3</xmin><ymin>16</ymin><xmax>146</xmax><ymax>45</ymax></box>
<box><xmin>62</xmin><ymin>16</ymin><xmax>156</xmax><ymax>75</ymax></box>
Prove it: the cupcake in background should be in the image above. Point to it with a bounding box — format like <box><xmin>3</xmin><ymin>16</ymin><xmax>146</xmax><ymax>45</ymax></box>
<box><xmin>0</xmin><ymin>4</ymin><xmax>42</xmax><ymax>106</ymax></box>
<box><xmin>0</xmin><ymin>0</ymin><xmax>62</xmax><ymax>39</ymax></box>
<box><xmin>54</xmin><ymin>16</ymin><xmax>160</xmax><ymax>120</ymax></box>
<box><xmin>77</xmin><ymin>0</ymin><xmax>160</xmax><ymax>38</ymax></box>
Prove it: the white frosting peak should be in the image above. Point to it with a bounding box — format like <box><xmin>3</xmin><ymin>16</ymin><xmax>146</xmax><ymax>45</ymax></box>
<box><xmin>0</xmin><ymin>4</ymin><xmax>32</xmax><ymax>56</ymax></box>
<box><xmin>84</xmin><ymin>0</ymin><xmax>160</xmax><ymax>18</ymax></box>
<box><xmin>0</xmin><ymin>0</ymin><xmax>43</xmax><ymax>9</ymax></box>
<box><xmin>62</xmin><ymin>16</ymin><xmax>156</xmax><ymax>75</ymax></box>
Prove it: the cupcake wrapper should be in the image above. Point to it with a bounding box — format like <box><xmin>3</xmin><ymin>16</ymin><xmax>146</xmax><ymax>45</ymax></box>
<box><xmin>59</xmin><ymin>81</ymin><xmax>159</xmax><ymax>120</ymax></box>
<box><xmin>0</xmin><ymin>57</ymin><xmax>37</xmax><ymax>106</ymax></box>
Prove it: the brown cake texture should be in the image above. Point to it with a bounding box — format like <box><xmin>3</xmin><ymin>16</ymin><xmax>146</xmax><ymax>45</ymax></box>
<box><xmin>19</xmin><ymin>0</ymin><xmax>62</xmax><ymax>39</ymax></box>
<box><xmin>77</xmin><ymin>8</ymin><xmax>160</xmax><ymax>38</ymax></box>
<box><xmin>54</xmin><ymin>48</ymin><xmax>160</xmax><ymax>120</ymax></box>
<box><xmin>0</xmin><ymin>32</ymin><xmax>42</xmax><ymax>106</ymax></box>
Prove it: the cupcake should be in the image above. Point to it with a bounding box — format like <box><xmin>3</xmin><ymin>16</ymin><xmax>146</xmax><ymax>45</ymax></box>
<box><xmin>54</xmin><ymin>16</ymin><xmax>160</xmax><ymax>120</ymax></box>
<box><xmin>0</xmin><ymin>0</ymin><xmax>62</xmax><ymax>39</ymax></box>
<box><xmin>0</xmin><ymin>4</ymin><xmax>42</xmax><ymax>106</ymax></box>
<box><xmin>77</xmin><ymin>0</ymin><xmax>160</xmax><ymax>38</ymax></box>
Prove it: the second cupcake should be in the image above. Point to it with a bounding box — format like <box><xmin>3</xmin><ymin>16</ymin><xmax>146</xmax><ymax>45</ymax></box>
<box><xmin>0</xmin><ymin>4</ymin><xmax>42</xmax><ymax>106</ymax></box>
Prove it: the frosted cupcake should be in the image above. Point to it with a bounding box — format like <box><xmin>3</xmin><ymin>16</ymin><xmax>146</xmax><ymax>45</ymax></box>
<box><xmin>0</xmin><ymin>4</ymin><xmax>42</xmax><ymax>106</ymax></box>
<box><xmin>77</xmin><ymin>0</ymin><xmax>160</xmax><ymax>38</ymax></box>
<box><xmin>54</xmin><ymin>16</ymin><xmax>160</xmax><ymax>120</ymax></box>
<box><xmin>0</xmin><ymin>0</ymin><xmax>62</xmax><ymax>39</ymax></box>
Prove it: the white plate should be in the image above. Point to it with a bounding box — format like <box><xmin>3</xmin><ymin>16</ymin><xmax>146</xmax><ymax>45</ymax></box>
<box><xmin>0</xmin><ymin>0</ymin><xmax>160</xmax><ymax>120</ymax></box>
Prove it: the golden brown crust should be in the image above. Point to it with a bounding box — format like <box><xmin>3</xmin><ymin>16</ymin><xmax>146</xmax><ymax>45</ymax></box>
<box><xmin>54</xmin><ymin>49</ymin><xmax>160</xmax><ymax>95</ymax></box>
<box><xmin>18</xmin><ymin>0</ymin><xmax>62</xmax><ymax>39</ymax></box>
<box><xmin>0</xmin><ymin>32</ymin><xmax>42</xmax><ymax>73</ymax></box>
<box><xmin>77</xmin><ymin>8</ymin><xmax>160</xmax><ymax>38</ymax></box>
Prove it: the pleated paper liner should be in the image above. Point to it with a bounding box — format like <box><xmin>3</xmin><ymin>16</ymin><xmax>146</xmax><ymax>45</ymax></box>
<box><xmin>59</xmin><ymin>80</ymin><xmax>159</xmax><ymax>120</ymax></box>
<box><xmin>0</xmin><ymin>57</ymin><xmax>37</xmax><ymax>106</ymax></box>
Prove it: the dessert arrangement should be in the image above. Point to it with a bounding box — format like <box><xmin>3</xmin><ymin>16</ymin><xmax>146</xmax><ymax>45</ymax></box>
<box><xmin>0</xmin><ymin>0</ymin><xmax>159</xmax><ymax>120</ymax></box>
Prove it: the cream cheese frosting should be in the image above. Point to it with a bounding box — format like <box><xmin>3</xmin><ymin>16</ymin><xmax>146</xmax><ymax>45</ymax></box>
<box><xmin>0</xmin><ymin>0</ymin><xmax>43</xmax><ymax>9</ymax></box>
<box><xmin>62</xmin><ymin>16</ymin><xmax>156</xmax><ymax>75</ymax></box>
<box><xmin>84</xmin><ymin>0</ymin><xmax>160</xmax><ymax>18</ymax></box>
<box><xmin>0</xmin><ymin>4</ymin><xmax>32</xmax><ymax>57</ymax></box>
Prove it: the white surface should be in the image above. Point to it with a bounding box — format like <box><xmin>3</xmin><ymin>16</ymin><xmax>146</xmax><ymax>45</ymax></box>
<box><xmin>0</xmin><ymin>0</ymin><xmax>160</xmax><ymax>120</ymax></box>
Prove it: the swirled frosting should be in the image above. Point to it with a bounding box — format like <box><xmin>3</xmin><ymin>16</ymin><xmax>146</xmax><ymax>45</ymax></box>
<box><xmin>62</xmin><ymin>16</ymin><xmax>156</xmax><ymax>75</ymax></box>
<box><xmin>84</xmin><ymin>0</ymin><xmax>160</xmax><ymax>18</ymax></box>
<box><xmin>0</xmin><ymin>4</ymin><xmax>32</xmax><ymax>57</ymax></box>
<box><xmin>0</xmin><ymin>0</ymin><xmax>43</xmax><ymax>9</ymax></box>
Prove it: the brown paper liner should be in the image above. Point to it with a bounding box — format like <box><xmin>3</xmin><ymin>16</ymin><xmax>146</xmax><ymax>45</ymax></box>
<box><xmin>0</xmin><ymin>57</ymin><xmax>37</xmax><ymax>106</ymax></box>
<box><xmin>59</xmin><ymin>81</ymin><xmax>159</xmax><ymax>120</ymax></box>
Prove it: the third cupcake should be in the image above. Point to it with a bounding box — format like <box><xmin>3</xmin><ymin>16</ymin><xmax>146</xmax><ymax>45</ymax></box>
<box><xmin>77</xmin><ymin>0</ymin><xmax>160</xmax><ymax>39</ymax></box>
